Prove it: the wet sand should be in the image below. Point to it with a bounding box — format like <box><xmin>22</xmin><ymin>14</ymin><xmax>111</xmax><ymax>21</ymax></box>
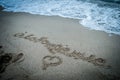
<box><xmin>0</xmin><ymin>11</ymin><xmax>120</xmax><ymax>80</ymax></box>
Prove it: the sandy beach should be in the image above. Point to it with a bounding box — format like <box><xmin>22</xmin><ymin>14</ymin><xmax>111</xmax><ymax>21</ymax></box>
<box><xmin>0</xmin><ymin>11</ymin><xmax>120</xmax><ymax>80</ymax></box>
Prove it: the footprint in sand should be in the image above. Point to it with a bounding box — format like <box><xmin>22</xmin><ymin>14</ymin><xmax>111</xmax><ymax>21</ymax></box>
<box><xmin>0</xmin><ymin>45</ymin><xmax>24</xmax><ymax>73</ymax></box>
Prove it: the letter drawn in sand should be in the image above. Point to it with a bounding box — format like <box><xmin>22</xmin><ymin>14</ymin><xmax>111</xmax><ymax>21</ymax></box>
<box><xmin>14</xmin><ymin>32</ymin><xmax>25</xmax><ymax>38</ymax></box>
<box><xmin>24</xmin><ymin>34</ymin><xmax>39</xmax><ymax>42</ymax></box>
<box><xmin>24</xmin><ymin>34</ymin><xmax>34</xmax><ymax>40</ymax></box>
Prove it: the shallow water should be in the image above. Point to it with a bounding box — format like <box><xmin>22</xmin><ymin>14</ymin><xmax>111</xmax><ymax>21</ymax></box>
<box><xmin>0</xmin><ymin>0</ymin><xmax>120</xmax><ymax>35</ymax></box>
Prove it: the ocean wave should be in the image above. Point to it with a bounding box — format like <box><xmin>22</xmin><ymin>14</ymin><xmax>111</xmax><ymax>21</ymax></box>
<box><xmin>0</xmin><ymin>0</ymin><xmax>120</xmax><ymax>35</ymax></box>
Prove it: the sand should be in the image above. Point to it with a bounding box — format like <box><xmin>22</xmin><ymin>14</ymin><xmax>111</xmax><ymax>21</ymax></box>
<box><xmin>0</xmin><ymin>11</ymin><xmax>120</xmax><ymax>80</ymax></box>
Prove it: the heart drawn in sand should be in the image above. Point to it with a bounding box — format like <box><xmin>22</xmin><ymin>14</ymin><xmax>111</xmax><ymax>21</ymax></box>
<box><xmin>42</xmin><ymin>55</ymin><xmax>62</xmax><ymax>70</ymax></box>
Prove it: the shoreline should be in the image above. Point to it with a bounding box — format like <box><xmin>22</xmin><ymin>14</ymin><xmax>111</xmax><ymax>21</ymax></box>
<box><xmin>0</xmin><ymin>11</ymin><xmax>120</xmax><ymax>80</ymax></box>
<box><xmin>1</xmin><ymin>10</ymin><xmax>120</xmax><ymax>37</ymax></box>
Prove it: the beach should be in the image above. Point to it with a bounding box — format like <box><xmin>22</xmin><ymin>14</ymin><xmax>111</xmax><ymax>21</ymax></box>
<box><xmin>0</xmin><ymin>11</ymin><xmax>120</xmax><ymax>80</ymax></box>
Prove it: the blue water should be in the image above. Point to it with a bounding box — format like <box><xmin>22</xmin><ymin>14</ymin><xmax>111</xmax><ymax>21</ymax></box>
<box><xmin>0</xmin><ymin>0</ymin><xmax>120</xmax><ymax>35</ymax></box>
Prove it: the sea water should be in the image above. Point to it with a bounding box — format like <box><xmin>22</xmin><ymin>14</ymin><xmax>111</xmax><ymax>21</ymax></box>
<box><xmin>0</xmin><ymin>0</ymin><xmax>120</xmax><ymax>35</ymax></box>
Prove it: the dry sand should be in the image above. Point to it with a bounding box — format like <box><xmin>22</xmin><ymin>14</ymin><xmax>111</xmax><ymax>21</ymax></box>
<box><xmin>0</xmin><ymin>11</ymin><xmax>120</xmax><ymax>80</ymax></box>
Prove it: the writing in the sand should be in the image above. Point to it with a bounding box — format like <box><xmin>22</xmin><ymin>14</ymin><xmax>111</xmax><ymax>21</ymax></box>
<box><xmin>14</xmin><ymin>32</ymin><xmax>111</xmax><ymax>70</ymax></box>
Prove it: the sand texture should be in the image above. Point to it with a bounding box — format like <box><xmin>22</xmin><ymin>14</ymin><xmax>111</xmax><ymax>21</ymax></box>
<box><xmin>0</xmin><ymin>11</ymin><xmax>120</xmax><ymax>80</ymax></box>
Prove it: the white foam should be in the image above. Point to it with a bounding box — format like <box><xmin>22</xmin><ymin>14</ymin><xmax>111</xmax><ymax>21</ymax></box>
<box><xmin>0</xmin><ymin>0</ymin><xmax>120</xmax><ymax>35</ymax></box>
